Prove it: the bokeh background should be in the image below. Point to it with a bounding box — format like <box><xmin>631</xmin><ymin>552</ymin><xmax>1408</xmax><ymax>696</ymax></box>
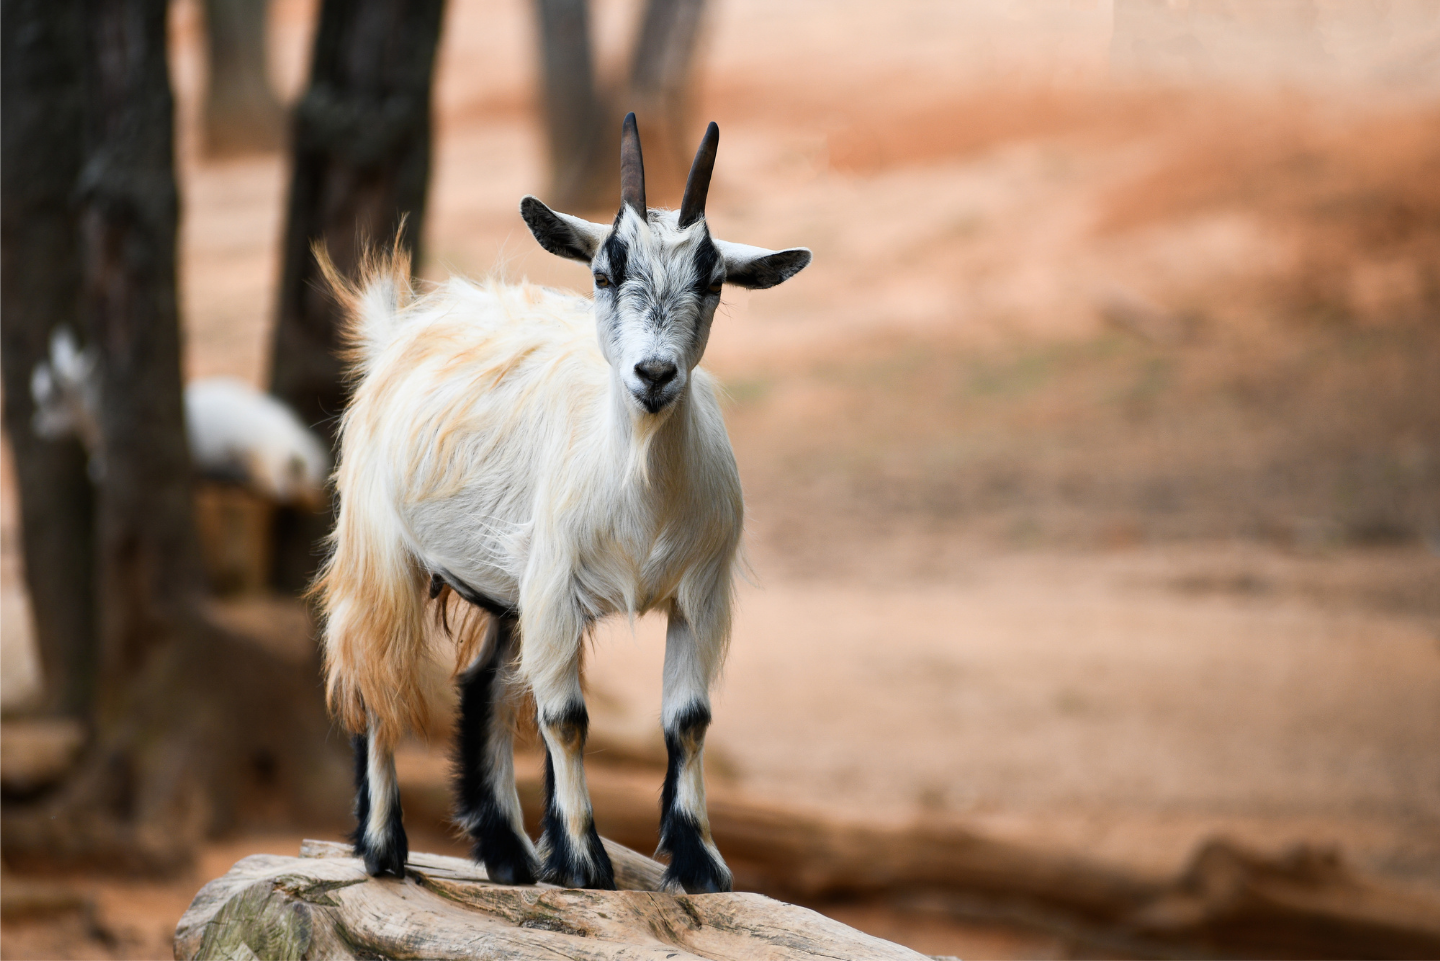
<box><xmin>3</xmin><ymin>1</ymin><xmax>1439</xmax><ymax>957</ymax></box>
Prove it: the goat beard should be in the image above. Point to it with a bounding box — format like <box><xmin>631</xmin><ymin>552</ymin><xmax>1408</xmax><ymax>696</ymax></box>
<box><xmin>626</xmin><ymin>398</ymin><xmax>675</xmax><ymax>488</ymax></box>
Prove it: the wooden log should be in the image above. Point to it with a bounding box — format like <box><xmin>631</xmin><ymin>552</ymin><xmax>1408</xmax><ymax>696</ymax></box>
<box><xmin>174</xmin><ymin>838</ymin><xmax>930</xmax><ymax>960</ymax></box>
<box><xmin>391</xmin><ymin>757</ymin><xmax>1440</xmax><ymax>957</ymax></box>
<box><xmin>572</xmin><ymin>769</ymin><xmax>1440</xmax><ymax>959</ymax></box>
<box><xmin>1124</xmin><ymin>839</ymin><xmax>1440</xmax><ymax>960</ymax></box>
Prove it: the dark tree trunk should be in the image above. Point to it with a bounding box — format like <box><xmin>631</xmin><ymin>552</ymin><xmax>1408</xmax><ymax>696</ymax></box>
<box><xmin>532</xmin><ymin>0</ymin><xmax>707</xmax><ymax>212</ymax></box>
<box><xmin>267</xmin><ymin>0</ymin><xmax>446</xmax><ymax>593</ymax></box>
<box><xmin>0</xmin><ymin>0</ymin><xmax>99</xmax><ymax>719</ymax></box>
<box><xmin>201</xmin><ymin>0</ymin><xmax>285</xmax><ymax>156</ymax></box>
<box><xmin>534</xmin><ymin>0</ymin><xmax>612</xmax><ymax>211</ymax></box>
<box><xmin>626</xmin><ymin>0</ymin><xmax>707</xmax><ymax>200</ymax></box>
<box><xmin>1</xmin><ymin>0</ymin><xmax>349</xmax><ymax>873</ymax></box>
<box><xmin>79</xmin><ymin>0</ymin><xmax>203</xmax><ymax>683</ymax></box>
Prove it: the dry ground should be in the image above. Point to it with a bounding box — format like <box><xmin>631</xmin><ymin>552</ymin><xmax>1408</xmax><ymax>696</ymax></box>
<box><xmin>5</xmin><ymin>1</ymin><xmax>1440</xmax><ymax>958</ymax></box>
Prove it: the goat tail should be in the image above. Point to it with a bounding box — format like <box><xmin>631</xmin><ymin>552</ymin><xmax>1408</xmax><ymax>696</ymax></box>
<box><xmin>314</xmin><ymin>228</ymin><xmax>415</xmax><ymax>378</ymax></box>
<box><xmin>311</xmin><ymin>481</ymin><xmax>431</xmax><ymax>748</ymax></box>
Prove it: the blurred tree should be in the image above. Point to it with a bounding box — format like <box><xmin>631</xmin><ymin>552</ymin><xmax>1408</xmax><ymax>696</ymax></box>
<box><xmin>535</xmin><ymin>0</ymin><xmax>609</xmax><ymax>209</ymax></box>
<box><xmin>626</xmin><ymin>0</ymin><xmax>707</xmax><ymax>197</ymax></box>
<box><xmin>201</xmin><ymin>0</ymin><xmax>286</xmax><ymax>155</ymax></box>
<box><xmin>1</xmin><ymin>0</ymin><xmax>347</xmax><ymax>872</ymax></box>
<box><xmin>267</xmin><ymin>0</ymin><xmax>445</xmax><ymax>593</ymax></box>
<box><xmin>0</xmin><ymin>0</ymin><xmax>98</xmax><ymax>719</ymax></box>
<box><xmin>535</xmin><ymin>0</ymin><xmax>708</xmax><ymax>212</ymax></box>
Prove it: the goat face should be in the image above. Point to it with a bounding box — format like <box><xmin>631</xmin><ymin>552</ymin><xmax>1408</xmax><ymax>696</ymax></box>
<box><xmin>521</xmin><ymin>115</ymin><xmax>811</xmax><ymax>416</ymax></box>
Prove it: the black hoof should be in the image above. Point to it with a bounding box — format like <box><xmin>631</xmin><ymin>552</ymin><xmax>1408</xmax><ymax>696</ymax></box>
<box><xmin>351</xmin><ymin>807</ymin><xmax>408</xmax><ymax>878</ymax></box>
<box><xmin>540</xmin><ymin>826</ymin><xmax>616</xmax><ymax>889</ymax></box>
<box><xmin>541</xmin><ymin>861</ymin><xmax>617</xmax><ymax>889</ymax></box>
<box><xmin>659</xmin><ymin>813</ymin><xmax>732</xmax><ymax>893</ymax></box>
<box><xmin>486</xmin><ymin>856</ymin><xmax>537</xmax><ymax>886</ymax></box>
<box><xmin>661</xmin><ymin>853</ymin><xmax>732</xmax><ymax>894</ymax></box>
<box><xmin>356</xmin><ymin>835</ymin><xmax>408</xmax><ymax>878</ymax></box>
<box><xmin>475</xmin><ymin>828</ymin><xmax>538</xmax><ymax>885</ymax></box>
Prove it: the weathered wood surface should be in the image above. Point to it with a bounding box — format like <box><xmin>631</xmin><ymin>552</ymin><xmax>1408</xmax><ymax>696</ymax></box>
<box><xmin>392</xmin><ymin>762</ymin><xmax>1440</xmax><ymax>959</ymax></box>
<box><xmin>567</xmin><ymin>771</ymin><xmax>1440</xmax><ymax>959</ymax></box>
<box><xmin>174</xmin><ymin>838</ymin><xmax>928</xmax><ymax>960</ymax></box>
<box><xmin>178</xmin><ymin>753</ymin><xmax>1440</xmax><ymax>959</ymax></box>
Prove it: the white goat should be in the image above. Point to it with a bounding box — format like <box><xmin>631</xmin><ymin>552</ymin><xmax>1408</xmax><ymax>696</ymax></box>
<box><xmin>30</xmin><ymin>328</ymin><xmax>329</xmax><ymax>507</ymax></box>
<box><xmin>316</xmin><ymin>115</ymin><xmax>810</xmax><ymax>892</ymax></box>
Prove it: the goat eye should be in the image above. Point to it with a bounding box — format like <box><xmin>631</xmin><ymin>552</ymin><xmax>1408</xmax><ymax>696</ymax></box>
<box><xmin>594</xmin><ymin>273</ymin><xmax>611</xmax><ymax>288</ymax></box>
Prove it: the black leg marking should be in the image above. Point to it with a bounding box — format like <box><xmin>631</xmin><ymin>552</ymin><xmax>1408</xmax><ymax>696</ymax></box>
<box><xmin>453</xmin><ymin>615</ymin><xmax>536</xmax><ymax>885</ymax></box>
<box><xmin>538</xmin><ymin>704</ymin><xmax>615</xmax><ymax>889</ymax></box>
<box><xmin>349</xmin><ymin>733</ymin><xmax>407</xmax><ymax>878</ymax></box>
<box><xmin>658</xmin><ymin>703</ymin><xmax>731</xmax><ymax>893</ymax></box>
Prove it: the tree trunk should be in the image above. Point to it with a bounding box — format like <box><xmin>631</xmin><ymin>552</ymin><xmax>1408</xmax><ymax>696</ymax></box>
<box><xmin>267</xmin><ymin>0</ymin><xmax>445</xmax><ymax>593</ymax></box>
<box><xmin>533</xmin><ymin>0</ymin><xmax>613</xmax><ymax>211</ymax></box>
<box><xmin>0</xmin><ymin>0</ymin><xmax>99</xmax><ymax>720</ymax></box>
<box><xmin>532</xmin><ymin>0</ymin><xmax>708</xmax><ymax>213</ymax></box>
<box><xmin>79</xmin><ymin>0</ymin><xmax>204</xmax><ymax>685</ymax></box>
<box><xmin>201</xmin><ymin>0</ymin><xmax>285</xmax><ymax>156</ymax></box>
<box><xmin>1</xmin><ymin>0</ymin><xmax>350</xmax><ymax>873</ymax></box>
<box><xmin>626</xmin><ymin>0</ymin><xmax>706</xmax><ymax>201</ymax></box>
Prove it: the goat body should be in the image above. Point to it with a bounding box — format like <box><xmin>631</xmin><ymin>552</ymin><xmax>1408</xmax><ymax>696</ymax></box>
<box><xmin>318</xmin><ymin>116</ymin><xmax>810</xmax><ymax>894</ymax></box>
<box><xmin>320</xmin><ymin>270</ymin><xmax>743</xmax><ymax>740</ymax></box>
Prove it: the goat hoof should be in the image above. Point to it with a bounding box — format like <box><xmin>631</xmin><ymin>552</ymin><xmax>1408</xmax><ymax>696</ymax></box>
<box><xmin>483</xmin><ymin>852</ymin><xmax>538</xmax><ymax>886</ymax></box>
<box><xmin>360</xmin><ymin>845</ymin><xmax>407</xmax><ymax>878</ymax></box>
<box><xmin>539</xmin><ymin>854</ymin><xmax>618</xmax><ymax>889</ymax></box>
<box><xmin>542</xmin><ymin>865</ymin><xmax>617</xmax><ymax>889</ymax></box>
<box><xmin>473</xmin><ymin>827</ymin><xmax>539</xmax><ymax>885</ymax></box>
<box><xmin>661</xmin><ymin>853</ymin><xmax>733</xmax><ymax>894</ymax></box>
<box><xmin>540</xmin><ymin>832</ymin><xmax>616</xmax><ymax>889</ymax></box>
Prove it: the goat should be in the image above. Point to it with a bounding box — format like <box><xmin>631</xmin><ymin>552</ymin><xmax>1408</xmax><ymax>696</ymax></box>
<box><xmin>315</xmin><ymin>114</ymin><xmax>811</xmax><ymax>893</ymax></box>
<box><xmin>30</xmin><ymin>327</ymin><xmax>329</xmax><ymax>507</ymax></box>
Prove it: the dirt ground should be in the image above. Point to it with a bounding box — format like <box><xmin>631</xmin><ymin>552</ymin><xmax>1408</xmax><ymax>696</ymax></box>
<box><xmin>4</xmin><ymin>1</ymin><xmax>1440</xmax><ymax>958</ymax></box>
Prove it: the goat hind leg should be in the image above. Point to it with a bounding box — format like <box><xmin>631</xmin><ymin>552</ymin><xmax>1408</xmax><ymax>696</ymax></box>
<box><xmin>351</xmin><ymin>726</ymin><xmax>407</xmax><ymax>877</ymax></box>
<box><xmin>454</xmin><ymin>613</ymin><xmax>538</xmax><ymax>884</ymax></box>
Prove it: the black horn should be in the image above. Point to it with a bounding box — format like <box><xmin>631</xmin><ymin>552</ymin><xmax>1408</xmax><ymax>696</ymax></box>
<box><xmin>620</xmin><ymin>112</ymin><xmax>646</xmax><ymax>216</ymax></box>
<box><xmin>677</xmin><ymin>122</ymin><xmax>719</xmax><ymax>228</ymax></box>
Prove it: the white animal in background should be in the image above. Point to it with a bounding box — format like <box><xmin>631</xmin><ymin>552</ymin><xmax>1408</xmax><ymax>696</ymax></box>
<box><xmin>315</xmin><ymin>114</ymin><xmax>811</xmax><ymax>894</ymax></box>
<box><xmin>184</xmin><ymin>378</ymin><xmax>329</xmax><ymax>508</ymax></box>
<box><xmin>30</xmin><ymin>327</ymin><xmax>329</xmax><ymax>507</ymax></box>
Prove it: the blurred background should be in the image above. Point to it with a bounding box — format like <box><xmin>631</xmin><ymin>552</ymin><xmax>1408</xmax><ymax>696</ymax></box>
<box><xmin>2</xmin><ymin>0</ymin><xmax>1439</xmax><ymax>957</ymax></box>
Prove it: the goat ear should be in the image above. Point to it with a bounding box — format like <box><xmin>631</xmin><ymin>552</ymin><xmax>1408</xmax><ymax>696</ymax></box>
<box><xmin>520</xmin><ymin>196</ymin><xmax>608</xmax><ymax>262</ymax></box>
<box><xmin>714</xmin><ymin>240</ymin><xmax>812</xmax><ymax>289</ymax></box>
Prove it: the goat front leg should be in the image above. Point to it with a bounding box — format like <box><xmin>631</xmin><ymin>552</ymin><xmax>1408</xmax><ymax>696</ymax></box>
<box><xmin>657</xmin><ymin>603</ymin><xmax>733</xmax><ymax>893</ymax></box>
<box><xmin>351</xmin><ymin>721</ymin><xmax>407</xmax><ymax>877</ymax></box>
<box><xmin>525</xmin><ymin>604</ymin><xmax>615</xmax><ymax>889</ymax></box>
<box><xmin>454</xmin><ymin>613</ymin><xmax>538</xmax><ymax>884</ymax></box>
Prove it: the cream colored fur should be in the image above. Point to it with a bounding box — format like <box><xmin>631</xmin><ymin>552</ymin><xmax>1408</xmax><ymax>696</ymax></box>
<box><xmin>314</xmin><ymin>250</ymin><xmax>743</xmax><ymax>746</ymax></box>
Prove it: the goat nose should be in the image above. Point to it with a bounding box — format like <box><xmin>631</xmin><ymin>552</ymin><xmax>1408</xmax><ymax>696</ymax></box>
<box><xmin>634</xmin><ymin>359</ymin><xmax>677</xmax><ymax>389</ymax></box>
